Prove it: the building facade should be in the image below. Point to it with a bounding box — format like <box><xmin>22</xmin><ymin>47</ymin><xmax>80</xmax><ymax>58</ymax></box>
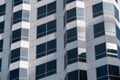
<box><xmin>0</xmin><ymin>0</ymin><xmax>120</xmax><ymax>80</ymax></box>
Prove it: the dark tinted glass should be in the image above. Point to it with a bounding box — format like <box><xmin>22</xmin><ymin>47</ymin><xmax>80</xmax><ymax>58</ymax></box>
<box><xmin>36</xmin><ymin>43</ymin><xmax>46</xmax><ymax>58</ymax></box>
<box><xmin>47</xmin><ymin>20</ymin><xmax>56</xmax><ymax>34</ymax></box>
<box><xmin>37</xmin><ymin>20</ymin><xmax>56</xmax><ymax>38</ymax></box>
<box><xmin>96</xmin><ymin>65</ymin><xmax>108</xmax><ymax>78</ymax></box>
<box><xmin>0</xmin><ymin>4</ymin><xmax>6</xmax><ymax>16</ymax></box>
<box><xmin>36</xmin><ymin>64</ymin><xmax>45</xmax><ymax>75</ymax></box>
<box><xmin>12</xmin><ymin>29</ymin><xmax>21</xmax><ymax>43</ymax></box>
<box><xmin>95</xmin><ymin>43</ymin><xmax>106</xmax><ymax>59</ymax></box>
<box><xmin>36</xmin><ymin>39</ymin><xmax>56</xmax><ymax>58</ymax></box>
<box><xmin>47</xmin><ymin>39</ymin><xmax>56</xmax><ymax>54</ymax></box>
<box><xmin>93</xmin><ymin>2</ymin><xmax>103</xmax><ymax>17</ymax></box>
<box><xmin>94</xmin><ymin>22</ymin><xmax>105</xmax><ymax>38</ymax></box>
<box><xmin>116</xmin><ymin>26</ymin><xmax>120</xmax><ymax>41</ymax></box>
<box><xmin>10</xmin><ymin>68</ymin><xmax>19</xmax><ymax>80</ymax></box>
<box><xmin>67</xmin><ymin>27</ymin><xmax>77</xmax><ymax>43</ymax></box>
<box><xmin>46</xmin><ymin>60</ymin><xmax>56</xmax><ymax>76</ymax></box>
<box><xmin>80</xmin><ymin>70</ymin><xmax>87</xmax><ymax>80</ymax></box>
<box><xmin>68</xmin><ymin>70</ymin><xmax>78</xmax><ymax>80</ymax></box>
<box><xmin>14</xmin><ymin>0</ymin><xmax>22</xmax><ymax>6</ymax></box>
<box><xmin>0</xmin><ymin>21</ymin><xmax>4</xmax><ymax>33</ymax></box>
<box><xmin>67</xmin><ymin>48</ymin><xmax>78</xmax><ymax>65</ymax></box>
<box><xmin>36</xmin><ymin>60</ymin><xmax>56</xmax><ymax>80</ymax></box>
<box><xmin>11</xmin><ymin>48</ymin><xmax>20</xmax><ymax>63</ymax></box>
<box><xmin>109</xmin><ymin>76</ymin><xmax>120</xmax><ymax>80</ymax></box>
<box><xmin>0</xmin><ymin>59</ymin><xmax>1</xmax><ymax>71</ymax></box>
<box><xmin>37</xmin><ymin>24</ymin><xmax>46</xmax><ymax>38</ymax></box>
<box><xmin>66</xmin><ymin>0</ymin><xmax>75</xmax><ymax>3</ymax></box>
<box><xmin>47</xmin><ymin>1</ymin><xmax>56</xmax><ymax>15</ymax></box>
<box><xmin>0</xmin><ymin>40</ymin><xmax>3</xmax><ymax>52</ymax></box>
<box><xmin>37</xmin><ymin>5</ymin><xmax>46</xmax><ymax>19</ymax></box>
<box><xmin>114</xmin><ymin>6</ymin><xmax>119</xmax><ymax>21</ymax></box>
<box><xmin>13</xmin><ymin>10</ymin><xmax>22</xmax><ymax>24</ymax></box>
<box><xmin>67</xmin><ymin>8</ymin><xmax>76</xmax><ymax>22</ymax></box>
<box><xmin>108</xmin><ymin>65</ymin><xmax>119</xmax><ymax>76</ymax></box>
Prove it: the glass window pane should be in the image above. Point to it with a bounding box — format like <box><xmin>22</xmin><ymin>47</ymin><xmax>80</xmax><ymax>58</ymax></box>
<box><xmin>68</xmin><ymin>70</ymin><xmax>78</xmax><ymax>80</ymax></box>
<box><xmin>94</xmin><ymin>22</ymin><xmax>105</xmax><ymax>38</ymax></box>
<box><xmin>0</xmin><ymin>4</ymin><xmax>6</xmax><ymax>16</ymax></box>
<box><xmin>96</xmin><ymin>65</ymin><xmax>108</xmax><ymax>78</ymax></box>
<box><xmin>37</xmin><ymin>24</ymin><xmax>46</xmax><ymax>38</ymax></box>
<box><xmin>92</xmin><ymin>2</ymin><xmax>103</xmax><ymax>17</ymax></box>
<box><xmin>47</xmin><ymin>1</ymin><xmax>56</xmax><ymax>15</ymax></box>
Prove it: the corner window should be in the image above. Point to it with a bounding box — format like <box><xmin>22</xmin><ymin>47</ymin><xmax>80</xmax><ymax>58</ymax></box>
<box><xmin>65</xmin><ymin>70</ymin><xmax>87</xmax><ymax>80</ymax></box>
<box><xmin>96</xmin><ymin>64</ymin><xmax>120</xmax><ymax>80</ymax></box>
<box><xmin>64</xmin><ymin>48</ymin><xmax>86</xmax><ymax>67</ymax></box>
<box><xmin>14</xmin><ymin>0</ymin><xmax>30</xmax><ymax>6</ymax></box>
<box><xmin>12</xmin><ymin>28</ymin><xmax>29</xmax><ymax>43</ymax></box>
<box><xmin>13</xmin><ymin>10</ymin><xmax>29</xmax><ymax>24</ymax></box>
<box><xmin>10</xmin><ymin>68</ymin><xmax>27</xmax><ymax>80</ymax></box>
<box><xmin>10</xmin><ymin>48</ymin><xmax>28</xmax><ymax>63</ymax></box>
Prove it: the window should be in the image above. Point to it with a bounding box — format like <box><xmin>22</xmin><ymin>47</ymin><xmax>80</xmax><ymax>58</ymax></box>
<box><xmin>12</xmin><ymin>28</ymin><xmax>29</xmax><ymax>43</ymax></box>
<box><xmin>0</xmin><ymin>4</ymin><xmax>6</xmax><ymax>16</ymax></box>
<box><xmin>10</xmin><ymin>48</ymin><xmax>28</xmax><ymax>63</ymax></box>
<box><xmin>66</xmin><ymin>27</ymin><xmax>77</xmax><ymax>43</ymax></box>
<box><xmin>114</xmin><ymin>6</ymin><xmax>119</xmax><ymax>21</ymax></box>
<box><xmin>117</xmin><ymin>46</ymin><xmax>120</xmax><ymax>59</ymax></box>
<box><xmin>14</xmin><ymin>0</ymin><xmax>30</xmax><ymax>6</ymax></box>
<box><xmin>38</xmin><ymin>0</ymin><xmax>42</xmax><ymax>1</ymax></box>
<box><xmin>0</xmin><ymin>40</ymin><xmax>3</xmax><ymax>52</ymax></box>
<box><xmin>11</xmin><ymin>48</ymin><xmax>20</xmax><ymax>63</ymax></box>
<box><xmin>96</xmin><ymin>65</ymin><xmax>108</xmax><ymax>80</ymax></box>
<box><xmin>64</xmin><ymin>48</ymin><xmax>86</xmax><ymax>67</ymax></box>
<box><xmin>116</xmin><ymin>25</ymin><xmax>120</xmax><ymax>41</ymax></box>
<box><xmin>95</xmin><ymin>43</ymin><xmax>106</xmax><ymax>60</ymax></box>
<box><xmin>65</xmin><ymin>70</ymin><xmax>87</xmax><ymax>80</ymax></box>
<box><xmin>37</xmin><ymin>1</ymin><xmax>56</xmax><ymax>19</ymax></box>
<box><xmin>13</xmin><ymin>10</ymin><xmax>29</xmax><ymax>24</ymax></box>
<box><xmin>10</xmin><ymin>68</ymin><xmax>19</xmax><ymax>80</ymax></box>
<box><xmin>68</xmin><ymin>70</ymin><xmax>78</xmax><ymax>80</ymax></box>
<box><xmin>37</xmin><ymin>20</ymin><xmax>56</xmax><ymax>38</ymax></box>
<box><xmin>36</xmin><ymin>39</ymin><xmax>56</xmax><ymax>58</ymax></box>
<box><xmin>66</xmin><ymin>0</ymin><xmax>75</xmax><ymax>4</ymax></box>
<box><xmin>92</xmin><ymin>2</ymin><xmax>103</xmax><ymax>17</ymax></box>
<box><xmin>0</xmin><ymin>59</ymin><xmax>1</xmax><ymax>72</ymax></box>
<box><xmin>93</xmin><ymin>22</ymin><xmax>105</xmax><ymax>38</ymax></box>
<box><xmin>66</xmin><ymin>8</ymin><xmax>76</xmax><ymax>23</ymax></box>
<box><xmin>66</xmin><ymin>7</ymin><xmax>84</xmax><ymax>23</ymax></box>
<box><xmin>0</xmin><ymin>21</ymin><xmax>4</xmax><ymax>33</ymax></box>
<box><xmin>10</xmin><ymin>68</ymin><xmax>27</xmax><ymax>80</ymax></box>
<box><xmin>66</xmin><ymin>48</ymin><xmax>78</xmax><ymax>65</ymax></box>
<box><xmin>106</xmin><ymin>43</ymin><xmax>118</xmax><ymax>58</ymax></box>
<box><xmin>96</xmin><ymin>65</ymin><xmax>120</xmax><ymax>80</ymax></box>
<box><xmin>36</xmin><ymin>60</ymin><xmax>56</xmax><ymax>80</ymax></box>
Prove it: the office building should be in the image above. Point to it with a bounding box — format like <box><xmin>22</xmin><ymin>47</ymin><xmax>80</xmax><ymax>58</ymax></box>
<box><xmin>0</xmin><ymin>0</ymin><xmax>120</xmax><ymax>80</ymax></box>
